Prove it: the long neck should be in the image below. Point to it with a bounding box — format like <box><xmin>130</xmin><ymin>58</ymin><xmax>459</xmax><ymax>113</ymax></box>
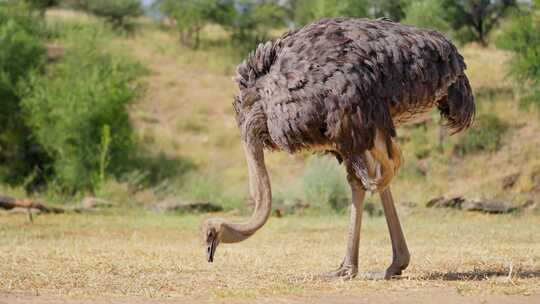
<box><xmin>221</xmin><ymin>140</ymin><xmax>272</xmax><ymax>243</ymax></box>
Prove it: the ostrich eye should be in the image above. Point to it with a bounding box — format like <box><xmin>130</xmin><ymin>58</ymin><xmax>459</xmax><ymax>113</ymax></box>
<box><xmin>207</xmin><ymin>229</ymin><xmax>215</xmax><ymax>240</ymax></box>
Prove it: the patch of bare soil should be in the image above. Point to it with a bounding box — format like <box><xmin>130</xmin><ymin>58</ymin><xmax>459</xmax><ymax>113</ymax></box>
<box><xmin>2</xmin><ymin>289</ymin><xmax>539</xmax><ymax>304</ymax></box>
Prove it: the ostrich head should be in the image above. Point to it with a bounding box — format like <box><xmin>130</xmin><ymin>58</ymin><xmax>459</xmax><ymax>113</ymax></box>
<box><xmin>201</xmin><ymin>140</ymin><xmax>273</xmax><ymax>263</ymax></box>
<box><xmin>202</xmin><ymin>215</ymin><xmax>264</xmax><ymax>262</ymax></box>
<box><xmin>201</xmin><ymin>218</ymin><xmax>223</xmax><ymax>263</ymax></box>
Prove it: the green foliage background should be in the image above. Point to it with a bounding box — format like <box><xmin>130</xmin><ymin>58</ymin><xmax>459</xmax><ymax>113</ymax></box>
<box><xmin>22</xmin><ymin>34</ymin><xmax>141</xmax><ymax>192</ymax></box>
<box><xmin>302</xmin><ymin>157</ymin><xmax>349</xmax><ymax>211</ymax></box>
<box><xmin>497</xmin><ymin>0</ymin><xmax>540</xmax><ymax>113</ymax></box>
<box><xmin>454</xmin><ymin>113</ymin><xmax>509</xmax><ymax>156</ymax></box>
<box><xmin>0</xmin><ymin>0</ymin><xmax>539</xmax><ymax>210</ymax></box>
<box><xmin>0</xmin><ymin>6</ymin><xmax>47</xmax><ymax>187</ymax></box>
<box><xmin>81</xmin><ymin>0</ymin><xmax>142</xmax><ymax>29</ymax></box>
<box><xmin>0</xmin><ymin>4</ymin><xmax>142</xmax><ymax>194</ymax></box>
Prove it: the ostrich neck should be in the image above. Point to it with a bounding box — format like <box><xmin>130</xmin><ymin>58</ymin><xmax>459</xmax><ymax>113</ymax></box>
<box><xmin>221</xmin><ymin>141</ymin><xmax>272</xmax><ymax>243</ymax></box>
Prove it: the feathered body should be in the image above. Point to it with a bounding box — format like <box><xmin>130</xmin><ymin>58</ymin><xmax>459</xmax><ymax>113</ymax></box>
<box><xmin>202</xmin><ymin>18</ymin><xmax>476</xmax><ymax>272</ymax></box>
<box><xmin>234</xmin><ymin>18</ymin><xmax>475</xmax><ymax>162</ymax></box>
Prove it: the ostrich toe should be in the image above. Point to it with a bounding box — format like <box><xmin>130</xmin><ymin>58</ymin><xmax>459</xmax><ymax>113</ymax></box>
<box><xmin>325</xmin><ymin>264</ymin><xmax>358</xmax><ymax>280</ymax></box>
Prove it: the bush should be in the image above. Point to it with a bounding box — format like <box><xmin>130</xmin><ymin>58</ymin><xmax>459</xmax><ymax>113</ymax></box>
<box><xmin>81</xmin><ymin>0</ymin><xmax>142</xmax><ymax>30</ymax></box>
<box><xmin>234</xmin><ymin>1</ymin><xmax>286</xmax><ymax>45</ymax></box>
<box><xmin>24</xmin><ymin>0</ymin><xmax>59</xmax><ymax>14</ymax></box>
<box><xmin>496</xmin><ymin>3</ymin><xmax>540</xmax><ymax>113</ymax></box>
<box><xmin>215</xmin><ymin>0</ymin><xmax>286</xmax><ymax>53</ymax></box>
<box><xmin>0</xmin><ymin>6</ymin><xmax>47</xmax><ymax>187</ymax></box>
<box><xmin>0</xmin><ymin>2</ymin><xmax>47</xmax><ymax>37</ymax></box>
<box><xmin>21</xmin><ymin>34</ymin><xmax>142</xmax><ymax>192</ymax></box>
<box><xmin>441</xmin><ymin>0</ymin><xmax>517</xmax><ymax>46</ymax></box>
<box><xmin>454</xmin><ymin>113</ymin><xmax>508</xmax><ymax>156</ymax></box>
<box><xmin>157</xmin><ymin>0</ymin><xmax>220</xmax><ymax>49</ymax></box>
<box><xmin>403</xmin><ymin>0</ymin><xmax>451</xmax><ymax>33</ymax></box>
<box><xmin>302</xmin><ymin>156</ymin><xmax>349</xmax><ymax>211</ymax></box>
<box><xmin>0</xmin><ymin>5</ymin><xmax>144</xmax><ymax>194</ymax></box>
<box><xmin>370</xmin><ymin>0</ymin><xmax>407</xmax><ymax>21</ymax></box>
<box><xmin>293</xmin><ymin>0</ymin><xmax>369</xmax><ymax>26</ymax></box>
<box><xmin>409</xmin><ymin>125</ymin><xmax>431</xmax><ymax>159</ymax></box>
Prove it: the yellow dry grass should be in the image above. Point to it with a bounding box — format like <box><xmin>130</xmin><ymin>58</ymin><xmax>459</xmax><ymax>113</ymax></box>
<box><xmin>0</xmin><ymin>211</ymin><xmax>539</xmax><ymax>302</ymax></box>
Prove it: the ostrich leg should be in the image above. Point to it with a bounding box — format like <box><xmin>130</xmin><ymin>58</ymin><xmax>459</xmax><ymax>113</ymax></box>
<box><xmin>380</xmin><ymin>187</ymin><xmax>410</xmax><ymax>278</ymax></box>
<box><xmin>327</xmin><ymin>173</ymin><xmax>366</xmax><ymax>278</ymax></box>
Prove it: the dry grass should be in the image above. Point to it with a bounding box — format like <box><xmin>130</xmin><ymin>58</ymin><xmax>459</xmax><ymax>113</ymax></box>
<box><xmin>0</xmin><ymin>211</ymin><xmax>538</xmax><ymax>301</ymax></box>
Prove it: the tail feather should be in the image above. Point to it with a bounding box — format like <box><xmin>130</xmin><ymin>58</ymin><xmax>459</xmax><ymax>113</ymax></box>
<box><xmin>438</xmin><ymin>75</ymin><xmax>475</xmax><ymax>134</ymax></box>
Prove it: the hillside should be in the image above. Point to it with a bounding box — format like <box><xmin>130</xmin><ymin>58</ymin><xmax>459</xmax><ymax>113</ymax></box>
<box><xmin>38</xmin><ymin>10</ymin><xmax>540</xmax><ymax>210</ymax></box>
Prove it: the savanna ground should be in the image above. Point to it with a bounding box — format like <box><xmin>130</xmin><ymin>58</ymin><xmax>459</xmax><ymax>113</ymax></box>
<box><xmin>1</xmin><ymin>9</ymin><xmax>540</xmax><ymax>304</ymax></box>
<box><xmin>1</xmin><ymin>212</ymin><xmax>539</xmax><ymax>303</ymax></box>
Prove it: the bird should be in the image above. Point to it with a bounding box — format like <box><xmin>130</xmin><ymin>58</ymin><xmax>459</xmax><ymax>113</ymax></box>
<box><xmin>202</xmin><ymin>17</ymin><xmax>475</xmax><ymax>279</ymax></box>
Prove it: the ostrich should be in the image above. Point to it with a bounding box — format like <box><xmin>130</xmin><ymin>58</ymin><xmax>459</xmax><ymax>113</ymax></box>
<box><xmin>202</xmin><ymin>17</ymin><xmax>475</xmax><ymax>279</ymax></box>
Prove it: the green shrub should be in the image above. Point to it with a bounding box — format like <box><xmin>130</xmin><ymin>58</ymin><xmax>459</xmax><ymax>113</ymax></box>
<box><xmin>441</xmin><ymin>0</ymin><xmax>517</xmax><ymax>46</ymax></box>
<box><xmin>0</xmin><ymin>7</ymin><xmax>46</xmax><ymax>187</ymax></box>
<box><xmin>0</xmin><ymin>5</ymin><xmax>146</xmax><ymax>195</ymax></box>
<box><xmin>217</xmin><ymin>0</ymin><xmax>287</xmax><ymax>53</ymax></box>
<box><xmin>454</xmin><ymin>113</ymin><xmax>508</xmax><ymax>156</ymax></box>
<box><xmin>292</xmin><ymin>0</ymin><xmax>369</xmax><ymax>26</ymax></box>
<box><xmin>403</xmin><ymin>0</ymin><xmax>451</xmax><ymax>33</ymax></box>
<box><xmin>302</xmin><ymin>156</ymin><xmax>349</xmax><ymax>211</ymax></box>
<box><xmin>0</xmin><ymin>18</ymin><xmax>45</xmax><ymax>97</ymax></box>
<box><xmin>409</xmin><ymin>125</ymin><xmax>431</xmax><ymax>159</ymax></box>
<box><xmin>496</xmin><ymin>3</ymin><xmax>540</xmax><ymax>113</ymax></box>
<box><xmin>371</xmin><ymin>0</ymin><xmax>407</xmax><ymax>21</ymax></box>
<box><xmin>0</xmin><ymin>2</ymin><xmax>47</xmax><ymax>37</ymax></box>
<box><xmin>21</xmin><ymin>35</ymin><xmax>142</xmax><ymax>192</ymax></box>
<box><xmin>157</xmin><ymin>0</ymin><xmax>220</xmax><ymax>49</ymax></box>
<box><xmin>24</xmin><ymin>0</ymin><xmax>59</xmax><ymax>14</ymax></box>
<box><xmin>81</xmin><ymin>0</ymin><xmax>142</xmax><ymax>30</ymax></box>
<box><xmin>47</xmin><ymin>15</ymin><xmax>116</xmax><ymax>44</ymax></box>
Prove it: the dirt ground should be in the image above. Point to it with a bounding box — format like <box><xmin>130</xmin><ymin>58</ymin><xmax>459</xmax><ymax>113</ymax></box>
<box><xmin>1</xmin><ymin>212</ymin><xmax>539</xmax><ymax>304</ymax></box>
<box><xmin>2</xmin><ymin>289</ymin><xmax>539</xmax><ymax>304</ymax></box>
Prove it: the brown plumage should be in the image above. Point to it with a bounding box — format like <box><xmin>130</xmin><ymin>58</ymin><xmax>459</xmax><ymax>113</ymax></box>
<box><xmin>234</xmin><ymin>17</ymin><xmax>474</xmax><ymax>167</ymax></box>
<box><xmin>202</xmin><ymin>18</ymin><xmax>475</xmax><ymax>278</ymax></box>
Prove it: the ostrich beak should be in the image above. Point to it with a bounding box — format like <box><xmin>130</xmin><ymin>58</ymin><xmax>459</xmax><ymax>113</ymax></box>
<box><xmin>207</xmin><ymin>238</ymin><xmax>217</xmax><ymax>263</ymax></box>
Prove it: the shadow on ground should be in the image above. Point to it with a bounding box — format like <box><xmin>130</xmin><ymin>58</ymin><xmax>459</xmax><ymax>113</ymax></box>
<box><xmin>293</xmin><ymin>268</ymin><xmax>540</xmax><ymax>283</ymax></box>
<box><xmin>420</xmin><ymin>269</ymin><xmax>540</xmax><ymax>281</ymax></box>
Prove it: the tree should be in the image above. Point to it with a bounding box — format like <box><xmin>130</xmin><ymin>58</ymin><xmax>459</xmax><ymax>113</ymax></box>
<box><xmin>496</xmin><ymin>0</ymin><xmax>540</xmax><ymax>112</ymax></box>
<box><xmin>157</xmin><ymin>0</ymin><xmax>222</xmax><ymax>49</ymax></box>
<box><xmin>0</xmin><ymin>6</ymin><xmax>47</xmax><ymax>188</ymax></box>
<box><xmin>292</xmin><ymin>0</ymin><xmax>369</xmax><ymax>26</ymax></box>
<box><xmin>370</xmin><ymin>0</ymin><xmax>407</xmax><ymax>22</ymax></box>
<box><xmin>216</xmin><ymin>0</ymin><xmax>286</xmax><ymax>52</ymax></box>
<box><xmin>24</xmin><ymin>0</ymin><xmax>59</xmax><ymax>16</ymax></box>
<box><xmin>81</xmin><ymin>0</ymin><xmax>142</xmax><ymax>30</ymax></box>
<box><xmin>237</xmin><ymin>0</ymin><xmax>286</xmax><ymax>40</ymax></box>
<box><xmin>442</xmin><ymin>0</ymin><xmax>517</xmax><ymax>46</ymax></box>
<box><xmin>403</xmin><ymin>0</ymin><xmax>451</xmax><ymax>33</ymax></box>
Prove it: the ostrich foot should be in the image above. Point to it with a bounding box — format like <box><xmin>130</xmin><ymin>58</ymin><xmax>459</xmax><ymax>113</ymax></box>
<box><xmin>384</xmin><ymin>264</ymin><xmax>405</xmax><ymax>279</ymax></box>
<box><xmin>325</xmin><ymin>263</ymin><xmax>358</xmax><ymax>279</ymax></box>
<box><xmin>360</xmin><ymin>265</ymin><xmax>406</xmax><ymax>280</ymax></box>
